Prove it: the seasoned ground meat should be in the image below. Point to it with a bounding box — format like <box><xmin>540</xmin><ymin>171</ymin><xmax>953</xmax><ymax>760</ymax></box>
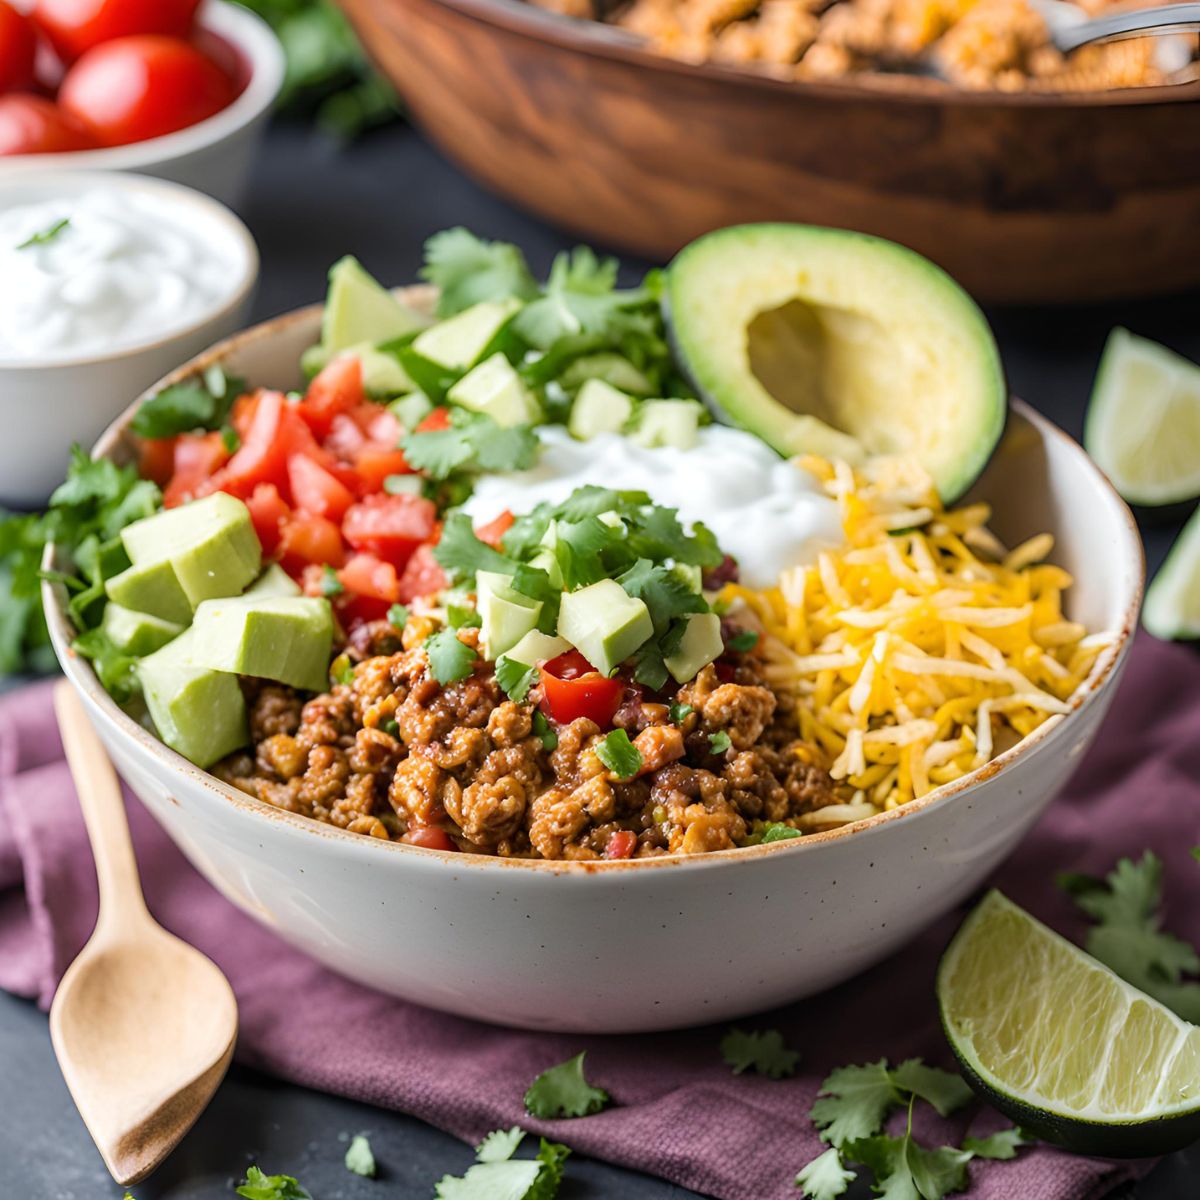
<box><xmin>218</xmin><ymin>623</ymin><xmax>839</xmax><ymax>859</ymax></box>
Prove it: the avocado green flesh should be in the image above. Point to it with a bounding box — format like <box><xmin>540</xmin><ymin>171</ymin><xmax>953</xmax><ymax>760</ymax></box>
<box><xmin>665</xmin><ymin>223</ymin><xmax>1006</xmax><ymax>501</ymax></box>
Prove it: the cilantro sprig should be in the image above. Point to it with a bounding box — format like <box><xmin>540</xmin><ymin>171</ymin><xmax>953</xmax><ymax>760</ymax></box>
<box><xmin>720</xmin><ymin>1028</ymin><xmax>799</xmax><ymax>1079</ymax></box>
<box><xmin>130</xmin><ymin>364</ymin><xmax>246</xmax><ymax>440</ymax></box>
<box><xmin>401</xmin><ymin>408</ymin><xmax>539</xmax><ymax>484</ymax></box>
<box><xmin>524</xmin><ymin>1052</ymin><xmax>611</xmax><ymax>1119</ymax></box>
<box><xmin>235</xmin><ymin>1166</ymin><xmax>311</xmax><ymax>1199</ymax></box>
<box><xmin>435</xmin><ymin>1129</ymin><xmax>569</xmax><ymax>1199</ymax></box>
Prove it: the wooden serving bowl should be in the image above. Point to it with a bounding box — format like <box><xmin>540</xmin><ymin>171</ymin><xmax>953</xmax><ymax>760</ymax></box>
<box><xmin>337</xmin><ymin>0</ymin><xmax>1200</xmax><ymax>303</ymax></box>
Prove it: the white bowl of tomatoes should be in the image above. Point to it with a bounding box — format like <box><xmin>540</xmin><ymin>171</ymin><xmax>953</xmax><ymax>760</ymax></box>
<box><xmin>0</xmin><ymin>0</ymin><xmax>284</xmax><ymax>206</ymax></box>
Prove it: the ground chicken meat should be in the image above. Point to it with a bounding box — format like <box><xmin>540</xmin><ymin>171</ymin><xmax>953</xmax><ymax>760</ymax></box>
<box><xmin>219</xmin><ymin>628</ymin><xmax>840</xmax><ymax>859</ymax></box>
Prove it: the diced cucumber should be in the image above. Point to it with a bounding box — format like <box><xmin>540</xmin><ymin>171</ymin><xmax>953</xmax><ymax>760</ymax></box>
<box><xmin>664</xmin><ymin>612</ymin><xmax>724</xmax><ymax>683</ymax></box>
<box><xmin>559</xmin><ymin>352</ymin><xmax>653</xmax><ymax>397</ymax></box>
<box><xmin>557</xmin><ymin>579</ymin><xmax>653</xmax><ymax>676</ymax></box>
<box><xmin>101</xmin><ymin>603</ymin><xmax>184</xmax><ymax>657</ymax></box>
<box><xmin>568</xmin><ymin>379</ymin><xmax>634</xmax><ymax>440</ymax></box>
<box><xmin>412</xmin><ymin>299</ymin><xmax>522</xmax><ymax>371</ymax></box>
<box><xmin>476</xmin><ymin>570</ymin><xmax>541</xmax><ymax>660</ymax></box>
<box><xmin>505</xmin><ymin>629</ymin><xmax>570</xmax><ymax>665</ymax></box>
<box><xmin>447</xmin><ymin>353</ymin><xmax>541</xmax><ymax>427</ymax></box>
<box><xmin>628</xmin><ymin>399</ymin><xmax>703</xmax><ymax>450</ymax></box>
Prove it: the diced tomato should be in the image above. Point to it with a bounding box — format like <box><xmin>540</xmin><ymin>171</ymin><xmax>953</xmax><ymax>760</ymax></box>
<box><xmin>352</xmin><ymin>446</ymin><xmax>413</xmax><ymax>495</ymax></box>
<box><xmin>415</xmin><ymin>406</ymin><xmax>451</xmax><ymax>433</ymax></box>
<box><xmin>605</xmin><ymin>831</ymin><xmax>638</xmax><ymax>860</ymax></box>
<box><xmin>338</xmin><ymin>552</ymin><xmax>401</xmax><ymax>603</ymax></box>
<box><xmin>540</xmin><ymin>650</ymin><xmax>624</xmax><ymax>727</ymax></box>
<box><xmin>350</xmin><ymin>403</ymin><xmax>400</xmax><ymax>443</ymax></box>
<box><xmin>245</xmin><ymin>482</ymin><xmax>291</xmax><ymax>557</ymax></box>
<box><xmin>229</xmin><ymin>390</ymin><xmax>260</xmax><ymax>438</ymax></box>
<box><xmin>137</xmin><ymin>436</ymin><xmax>177</xmax><ymax>488</ymax></box>
<box><xmin>402</xmin><ymin>826</ymin><xmax>457</xmax><ymax>851</ymax></box>
<box><xmin>287</xmin><ymin>453</ymin><xmax>354</xmax><ymax>522</ymax></box>
<box><xmin>162</xmin><ymin>431</ymin><xmax>229</xmax><ymax>507</ymax></box>
<box><xmin>277</xmin><ymin>513</ymin><xmax>345</xmax><ymax>573</ymax></box>
<box><xmin>396</xmin><ymin>543</ymin><xmax>448</xmax><ymax>603</ymax></box>
<box><xmin>297</xmin><ymin>355</ymin><xmax>365</xmax><ymax>439</ymax></box>
<box><xmin>342</xmin><ymin>492</ymin><xmax>437</xmax><ymax>568</ymax></box>
<box><xmin>197</xmin><ymin>390</ymin><xmax>288</xmax><ymax>499</ymax></box>
<box><xmin>323</xmin><ymin>411</ymin><xmax>368</xmax><ymax>461</ymax></box>
<box><xmin>475</xmin><ymin>509</ymin><xmax>514</xmax><ymax>550</ymax></box>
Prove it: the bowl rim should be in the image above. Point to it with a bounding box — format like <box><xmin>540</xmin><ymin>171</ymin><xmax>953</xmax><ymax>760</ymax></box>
<box><xmin>43</xmin><ymin>294</ymin><xmax>1145</xmax><ymax>876</ymax></box>
<box><xmin>0</xmin><ymin>170</ymin><xmax>259</xmax><ymax>370</ymax></box>
<box><xmin>416</xmin><ymin>0</ymin><xmax>1200</xmax><ymax>109</ymax></box>
<box><xmin>1</xmin><ymin>0</ymin><xmax>285</xmax><ymax>172</ymax></box>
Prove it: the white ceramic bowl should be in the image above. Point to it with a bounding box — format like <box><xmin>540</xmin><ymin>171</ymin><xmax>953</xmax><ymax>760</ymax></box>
<box><xmin>2</xmin><ymin>0</ymin><xmax>284</xmax><ymax>207</ymax></box>
<box><xmin>0</xmin><ymin>171</ymin><xmax>258</xmax><ymax>508</ymax></box>
<box><xmin>43</xmin><ymin>301</ymin><xmax>1143</xmax><ymax>1033</ymax></box>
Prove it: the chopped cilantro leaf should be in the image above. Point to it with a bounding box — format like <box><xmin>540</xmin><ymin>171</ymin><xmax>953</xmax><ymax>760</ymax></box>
<box><xmin>330</xmin><ymin>653</ymin><xmax>355</xmax><ymax>687</ymax></box>
<box><xmin>618</xmin><ymin>559</ymin><xmax>707</xmax><ymax>636</ymax></box>
<box><xmin>496</xmin><ymin>656</ymin><xmax>537</xmax><ymax>703</ymax></box>
<box><xmin>434</xmin><ymin>512</ymin><xmax>517</xmax><ymax>583</ymax></box>
<box><xmin>1059</xmin><ymin>851</ymin><xmax>1200</xmax><ymax>1021</ymax></box>
<box><xmin>720</xmin><ymin>1028</ymin><xmax>799</xmax><ymax>1079</ymax></box>
<box><xmin>477</xmin><ymin>1126</ymin><xmax>525</xmax><ymax>1163</ymax></box>
<box><xmin>812</xmin><ymin>1060</ymin><xmax>899</xmax><ymax>1148</ymax></box>
<box><xmin>130</xmin><ymin>365</ymin><xmax>246</xmax><ymax>439</ymax></box>
<box><xmin>320</xmin><ymin>564</ymin><xmax>344</xmax><ymax>596</ymax></box>
<box><xmin>727</xmin><ymin>628</ymin><xmax>760</xmax><ymax>653</ymax></box>
<box><xmin>632</xmin><ymin>640</ymin><xmax>669</xmax><ymax>690</ymax></box>
<box><xmin>961</xmin><ymin>1127</ymin><xmax>1034</xmax><ymax>1160</ymax></box>
<box><xmin>344</xmin><ymin>1134</ymin><xmax>376</xmax><ymax>1177</ymax></box>
<box><xmin>532</xmin><ymin>710</ymin><xmax>558</xmax><ymax>751</ymax></box>
<box><xmin>668</xmin><ymin>703</ymin><xmax>694</xmax><ymax>724</ymax></box>
<box><xmin>595</xmin><ymin>729</ymin><xmax>643</xmax><ymax>781</ymax></box>
<box><xmin>524</xmin><ymin>1052</ymin><xmax>610</xmax><ymax>1118</ymax></box>
<box><xmin>554</xmin><ymin>485</ymin><xmax>651</xmax><ymax>520</ymax></box>
<box><xmin>435</xmin><ymin>1158</ymin><xmax>540</xmax><ymax>1199</ymax></box>
<box><xmin>17</xmin><ymin>216</ymin><xmax>69</xmax><ymax>249</ymax></box>
<box><xmin>425</xmin><ymin>628</ymin><xmax>478</xmax><ymax>684</ymax></box>
<box><xmin>421</xmin><ymin>228</ymin><xmax>538</xmax><ymax>316</ymax></box>
<box><xmin>447</xmin><ymin>602</ymin><xmax>482</xmax><ymax>629</ymax></box>
<box><xmin>760</xmin><ymin>823</ymin><xmax>802</xmax><ymax>843</ymax></box>
<box><xmin>235</xmin><ymin>1165</ymin><xmax>311</xmax><ymax>1199</ymax></box>
<box><xmin>708</xmin><ymin>731</ymin><xmax>732</xmax><ymax>755</ymax></box>
<box><xmin>388</xmin><ymin>603</ymin><xmax>409</xmax><ymax>628</ymax></box>
<box><xmin>794</xmin><ymin>1147</ymin><xmax>855</xmax><ymax>1200</ymax></box>
<box><xmin>399</xmin><ymin>425</ymin><xmax>475</xmax><ymax>478</ymax></box>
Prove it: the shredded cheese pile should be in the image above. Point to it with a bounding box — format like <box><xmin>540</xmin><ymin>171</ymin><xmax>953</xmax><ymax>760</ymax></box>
<box><xmin>723</xmin><ymin>455</ymin><xmax>1113</xmax><ymax>818</ymax></box>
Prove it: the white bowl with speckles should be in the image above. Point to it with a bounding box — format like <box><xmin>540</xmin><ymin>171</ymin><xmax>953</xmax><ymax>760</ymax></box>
<box><xmin>43</xmin><ymin>298</ymin><xmax>1143</xmax><ymax>1033</ymax></box>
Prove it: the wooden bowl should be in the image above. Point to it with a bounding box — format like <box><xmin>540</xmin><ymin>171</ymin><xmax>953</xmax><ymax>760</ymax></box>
<box><xmin>337</xmin><ymin>0</ymin><xmax>1200</xmax><ymax>303</ymax></box>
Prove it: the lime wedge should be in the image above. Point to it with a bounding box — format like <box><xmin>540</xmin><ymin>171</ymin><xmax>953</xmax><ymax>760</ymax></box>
<box><xmin>1084</xmin><ymin>327</ymin><xmax>1200</xmax><ymax>506</ymax></box>
<box><xmin>938</xmin><ymin>890</ymin><xmax>1200</xmax><ymax>1157</ymax></box>
<box><xmin>1144</xmin><ymin>505</ymin><xmax>1200</xmax><ymax>641</ymax></box>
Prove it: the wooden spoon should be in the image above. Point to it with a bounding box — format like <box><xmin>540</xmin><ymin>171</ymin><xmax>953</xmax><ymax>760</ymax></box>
<box><xmin>49</xmin><ymin>681</ymin><xmax>238</xmax><ymax>1185</ymax></box>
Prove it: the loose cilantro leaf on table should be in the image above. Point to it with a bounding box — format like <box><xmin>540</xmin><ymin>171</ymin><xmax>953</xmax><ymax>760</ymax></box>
<box><xmin>720</xmin><ymin>1028</ymin><xmax>799</xmax><ymax>1079</ymax></box>
<box><xmin>795</xmin><ymin>1146</ymin><xmax>856</xmax><ymax>1200</ymax></box>
<box><xmin>436</xmin><ymin>1132</ymin><xmax>569</xmax><ymax>1200</ymax></box>
<box><xmin>130</xmin><ymin>365</ymin><xmax>246</xmax><ymax>439</ymax></box>
<box><xmin>595</xmin><ymin>729</ymin><xmax>643</xmax><ymax>781</ymax></box>
<box><xmin>344</xmin><ymin>1133</ymin><xmax>376</xmax><ymax>1177</ymax></box>
<box><xmin>17</xmin><ymin>216</ymin><xmax>70</xmax><ymax>249</ymax></box>
<box><xmin>425</xmin><ymin>628</ymin><xmax>478</xmax><ymax>685</ymax></box>
<box><xmin>961</xmin><ymin>1127</ymin><xmax>1033</xmax><ymax>1160</ymax></box>
<box><xmin>812</xmin><ymin>1061</ymin><xmax>903</xmax><ymax>1147</ymax></box>
<box><xmin>524</xmin><ymin>1052</ymin><xmax>610</xmax><ymax>1118</ymax></box>
<box><xmin>889</xmin><ymin>1060</ymin><xmax>974</xmax><ymax>1117</ymax></box>
<box><xmin>422</xmin><ymin>228</ymin><xmax>539</xmax><ymax>317</ymax></box>
<box><xmin>496</xmin><ymin>656</ymin><xmax>538</xmax><ymax>703</ymax></box>
<box><xmin>844</xmin><ymin>1116</ymin><xmax>972</xmax><ymax>1200</ymax></box>
<box><xmin>235</xmin><ymin>1165</ymin><xmax>311</xmax><ymax>1199</ymax></box>
<box><xmin>477</xmin><ymin>1126</ymin><xmax>526</xmax><ymax>1162</ymax></box>
<box><xmin>1059</xmin><ymin>851</ymin><xmax>1200</xmax><ymax>1021</ymax></box>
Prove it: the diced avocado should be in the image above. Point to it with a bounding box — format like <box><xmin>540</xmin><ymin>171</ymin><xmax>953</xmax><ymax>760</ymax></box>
<box><xmin>447</xmin><ymin>353</ymin><xmax>541</xmax><ymax>427</ymax></box>
<box><xmin>629</xmin><ymin>399</ymin><xmax>702</xmax><ymax>450</ymax></box>
<box><xmin>569</xmin><ymin>379</ymin><xmax>634</xmax><ymax>440</ymax></box>
<box><xmin>412</xmin><ymin>298</ymin><xmax>522</xmax><ymax>371</ymax></box>
<box><xmin>138</xmin><ymin>629</ymin><xmax>249</xmax><ymax>768</ymax></box>
<box><xmin>101</xmin><ymin>603</ymin><xmax>184</xmax><ymax>657</ymax></box>
<box><xmin>505</xmin><ymin>629</ymin><xmax>570</xmax><ymax>665</ymax></box>
<box><xmin>389</xmin><ymin>391</ymin><xmax>433</xmax><ymax>430</ymax></box>
<box><xmin>245</xmin><ymin>563</ymin><xmax>302</xmax><ymax>599</ymax></box>
<box><xmin>476</xmin><ymin>570</ymin><xmax>541</xmax><ymax>660</ymax></box>
<box><xmin>342</xmin><ymin>344</ymin><xmax>416</xmax><ymax>397</ymax></box>
<box><xmin>559</xmin><ymin>352</ymin><xmax>653</xmax><ymax>397</ymax></box>
<box><xmin>664</xmin><ymin>612</ymin><xmax>724</xmax><ymax>684</ymax></box>
<box><xmin>105</xmin><ymin>558</ymin><xmax>192</xmax><ymax>625</ymax></box>
<box><xmin>187</xmin><ymin>596</ymin><xmax>334</xmax><ymax>692</ymax></box>
<box><xmin>120</xmin><ymin>493</ymin><xmax>261</xmax><ymax>609</ymax></box>
<box><xmin>665</xmin><ymin>223</ymin><xmax>1006</xmax><ymax>501</ymax></box>
<box><xmin>557</xmin><ymin>579</ymin><xmax>653</xmax><ymax>676</ymax></box>
<box><xmin>321</xmin><ymin>256</ymin><xmax>430</xmax><ymax>355</ymax></box>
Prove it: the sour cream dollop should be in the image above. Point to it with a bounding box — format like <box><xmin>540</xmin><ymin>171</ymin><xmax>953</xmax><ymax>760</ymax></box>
<box><xmin>462</xmin><ymin>424</ymin><xmax>844</xmax><ymax>587</ymax></box>
<box><xmin>0</xmin><ymin>188</ymin><xmax>237</xmax><ymax>363</ymax></box>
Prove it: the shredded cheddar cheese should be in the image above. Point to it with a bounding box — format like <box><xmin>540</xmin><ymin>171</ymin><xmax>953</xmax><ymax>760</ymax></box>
<box><xmin>726</xmin><ymin>455</ymin><xmax>1114</xmax><ymax>817</ymax></box>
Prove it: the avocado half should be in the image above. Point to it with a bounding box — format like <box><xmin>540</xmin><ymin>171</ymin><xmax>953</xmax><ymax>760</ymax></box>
<box><xmin>664</xmin><ymin>224</ymin><xmax>1006</xmax><ymax>502</ymax></box>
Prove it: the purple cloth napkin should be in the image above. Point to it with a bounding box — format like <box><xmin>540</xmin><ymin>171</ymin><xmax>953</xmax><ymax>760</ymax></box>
<box><xmin>3</xmin><ymin>635</ymin><xmax>1198</xmax><ymax>1200</ymax></box>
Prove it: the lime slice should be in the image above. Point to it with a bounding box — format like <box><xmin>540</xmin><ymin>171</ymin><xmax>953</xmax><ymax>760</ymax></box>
<box><xmin>938</xmin><ymin>890</ymin><xmax>1200</xmax><ymax>1157</ymax></box>
<box><xmin>1144</xmin><ymin>505</ymin><xmax>1200</xmax><ymax>641</ymax></box>
<box><xmin>1084</xmin><ymin>327</ymin><xmax>1200</xmax><ymax>506</ymax></box>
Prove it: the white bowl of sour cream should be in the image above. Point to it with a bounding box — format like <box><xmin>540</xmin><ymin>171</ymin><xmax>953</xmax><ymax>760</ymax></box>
<box><xmin>0</xmin><ymin>171</ymin><xmax>258</xmax><ymax>507</ymax></box>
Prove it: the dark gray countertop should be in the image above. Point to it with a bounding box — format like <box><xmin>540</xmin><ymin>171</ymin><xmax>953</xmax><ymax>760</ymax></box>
<box><xmin>1</xmin><ymin>118</ymin><xmax>1198</xmax><ymax>1198</ymax></box>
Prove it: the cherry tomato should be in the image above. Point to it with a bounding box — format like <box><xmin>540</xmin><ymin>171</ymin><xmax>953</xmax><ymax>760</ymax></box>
<box><xmin>0</xmin><ymin>94</ymin><xmax>96</xmax><ymax>155</ymax></box>
<box><xmin>342</xmin><ymin>493</ymin><xmax>438</xmax><ymax>569</ymax></box>
<box><xmin>0</xmin><ymin>3</ymin><xmax>38</xmax><ymax>92</ymax></box>
<box><xmin>297</xmin><ymin>355</ymin><xmax>365</xmax><ymax>440</ymax></box>
<box><xmin>32</xmin><ymin>0</ymin><xmax>201</xmax><ymax>64</ymax></box>
<box><xmin>540</xmin><ymin>650</ymin><xmax>624</xmax><ymax>727</ymax></box>
<box><xmin>397</xmin><ymin>543</ymin><xmax>447</xmax><ymax>603</ymax></box>
<box><xmin>58</xmin><ymin>35</ymin><xmax>233</xmax><ymax>147</ymax></box>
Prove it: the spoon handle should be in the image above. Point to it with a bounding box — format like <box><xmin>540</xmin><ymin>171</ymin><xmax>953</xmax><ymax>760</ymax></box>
<box><xmin>1054</xmin><ymin>2</ymin><xmax>1200</xmax><ymax>53</ymax></box>
<box><xmin>53</xmin><ymin>682</ymin><xmax>149</xmax><ymax>928</ymax></box>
